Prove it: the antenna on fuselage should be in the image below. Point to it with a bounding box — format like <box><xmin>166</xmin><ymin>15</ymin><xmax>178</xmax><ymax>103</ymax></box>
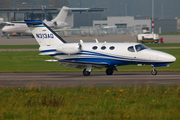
<box><xmin>80</xmin><ymin>40</ymin><xmax>83</xmax><ymax>43</ymax></box>
<box><xmin>95</xmin><ymin>39</ymin><xmax>99</xmax><ymax>43</ymax></box>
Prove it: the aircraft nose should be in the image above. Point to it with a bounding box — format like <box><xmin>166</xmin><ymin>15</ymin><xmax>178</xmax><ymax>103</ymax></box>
<box><xmin>162</xmin><ymin>53</ymin><xmax>176</xmax><ymax>63</ymax></box>
<box><xmin>2</xmin><ymin>27</ymin><xmax>8</xmax><ymax>32</ymax></box>
<box><xmin>168</xmin><ymin>54</ymin><xmax>176</xmax><ymax>62</ymax></box>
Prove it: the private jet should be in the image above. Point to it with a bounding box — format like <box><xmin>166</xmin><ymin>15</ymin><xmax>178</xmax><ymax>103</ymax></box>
<box><xmin>24</xmin><ymin>20</ymin><xmax>176</xmax><ymax>76</ymax></box>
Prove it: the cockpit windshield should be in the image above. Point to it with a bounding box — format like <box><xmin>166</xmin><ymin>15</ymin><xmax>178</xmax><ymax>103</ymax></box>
<box><xmin>135</xmin><ymin>44</ymin><xmax>148</xmax><ymax>52</ymax></box>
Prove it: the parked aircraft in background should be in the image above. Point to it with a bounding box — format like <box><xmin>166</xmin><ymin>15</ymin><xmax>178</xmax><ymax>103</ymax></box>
<box><xmin>24</xmin><ymin>20</ymin><xmax>176</xmax><ymax>76</ymax></box>
<box><xmin>2</xmin><ymin>6</ymin><xmax>70</xmax><ymax>37</ymax></box>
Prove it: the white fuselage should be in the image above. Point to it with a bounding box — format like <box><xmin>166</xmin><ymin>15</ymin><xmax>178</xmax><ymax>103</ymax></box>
<box><xmin>39</xmin><ymin>43</ymin><xmax>176</xmax><ymax>66</ymax></box>
<box><xmin>2</xmin><ymin>21</ymin><xmax>68</xmax><ymax>35</ymax></box>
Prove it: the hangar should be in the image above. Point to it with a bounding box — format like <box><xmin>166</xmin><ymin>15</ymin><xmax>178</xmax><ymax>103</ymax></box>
<box><xmin>93</xmin><ymin>16</ymin><xmax>177</xmax><ymax>34</ymax></box>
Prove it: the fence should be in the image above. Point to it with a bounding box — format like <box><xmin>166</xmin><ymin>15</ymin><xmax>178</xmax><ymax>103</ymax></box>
<box><xmin>56</xmin><ymin>26</ymin><xmax>143</xmax><ymax>36</ymax></box>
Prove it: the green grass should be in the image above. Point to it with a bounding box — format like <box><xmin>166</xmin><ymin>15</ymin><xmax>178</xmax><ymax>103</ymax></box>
<box><xmin>0</xmin><ymin>86</ymin><xmax>179</xmax><ymax>119</ymax></box>
<box><xmin>0</xmin><ymin>51</ymin><xmax>79</xmax><ymax>72</ymax></box>
<box><xmin>0</xmin><ymin>49</ymin><xmax>179</xmax><ymax>72</ymax></box>
<box><xmin>159</xmin><ymin>32</ymin><xmax>180</xmax><ymax>35</ymax></box>
<box><xmin>143</xmin><ymin>43</ymin><xmax>180</xmax><ymax>47</ymax></box>
<box><xmin>0</xmin><ymin>45</ymin><xmax>39</xmax><ymax>49</ymax></box>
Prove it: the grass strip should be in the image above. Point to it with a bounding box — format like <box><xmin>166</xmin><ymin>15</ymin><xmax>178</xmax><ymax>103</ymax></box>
<box><xmin>159</xmin><ymin>32</ymin><xmax>180</xmax><ymax>35</ymax></box>
<box><xmin>0</xmin><ymin>45</ymin><xmax>39</xmax><ymax>49</ymax></box>
<box><xmin>0</xmin><ymin>86</ymin><xmax>179</xmax><ymax>119</ymax></box>
<box><xmin>143</xmin><ymin>43</ymin><xmax>180</xmax><ymax>47</ymax></box>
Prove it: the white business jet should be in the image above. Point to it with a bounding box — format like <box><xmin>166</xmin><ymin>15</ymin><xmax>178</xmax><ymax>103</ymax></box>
<box><xmin>2</xmin><ymin>6</ymin><xmax>69</xmax><ymax>36</ymax></box>
<box><xmin>24</xmin><ymin>20</ymin><xmax>176</xmax><ymax>76</ymax></box>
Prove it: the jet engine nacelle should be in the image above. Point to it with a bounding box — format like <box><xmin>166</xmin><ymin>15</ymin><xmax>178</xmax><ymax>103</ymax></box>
<box><xmin>56</xmin><ymin>43</ymin><xmax>82</xmax><ymax>54</ymax></box>
<box><xmin>53</xmin><ymin>21</ymin><xmax>69</xmax><ymax>28</ymax></box>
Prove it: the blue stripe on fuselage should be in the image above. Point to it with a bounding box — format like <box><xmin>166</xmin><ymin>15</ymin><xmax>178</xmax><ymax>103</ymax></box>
<box><xmin>40</xmin><ymin>49</ymin><xmax>172</xmax><ymax>65</ymax></box>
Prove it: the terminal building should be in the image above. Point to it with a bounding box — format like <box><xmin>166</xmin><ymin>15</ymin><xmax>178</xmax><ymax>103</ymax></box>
<box><xmin>93</xmin><ymin>16</ymin><xmax>151</xmax><ymax>29</ymax></box>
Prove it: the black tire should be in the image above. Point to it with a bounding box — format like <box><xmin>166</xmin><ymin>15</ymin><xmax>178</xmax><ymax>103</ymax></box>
<box><xmin>151</xmin><ymin>69</ymin><xmax>157</xmax><ymax>75</ymax></box>
<box><xmin>106</xmin><ymin>68</ymin><xmax>113</xmax><ymax>75</ymax></box>
<box><xmin>83</xmin><ymin>69</ymin><xmax>91</xmax><ymax>76</ymax></box>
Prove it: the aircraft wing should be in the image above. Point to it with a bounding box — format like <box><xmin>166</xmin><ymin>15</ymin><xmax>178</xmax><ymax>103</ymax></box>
<box><xmin>58</xmin><ymin>7</ymin><xmax>107</xmax><ymax>12</ymax></box>
<box><xmin>53</xmin><ymin>28</ymin><xmax>96</xmax><ymax>32</ymax></box>
<box><xmin>58</xmin><ymin>60</ymin><xmax>108</xmax><ymax>69</ymax></box>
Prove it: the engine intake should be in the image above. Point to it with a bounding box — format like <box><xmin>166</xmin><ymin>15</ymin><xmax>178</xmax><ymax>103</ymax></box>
<box><xmin>53</xmin><ymin>21</ymin><xmax>69</xmax><ymax>28</ymax></box>
<box><xmin>56</xmin><ymin>43</ymin><xmax>82</xmax><ymax>54</ymax></box>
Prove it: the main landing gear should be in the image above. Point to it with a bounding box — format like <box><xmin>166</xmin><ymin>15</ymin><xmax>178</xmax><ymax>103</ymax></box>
<box><xmin>83</xmin><ymin>69</ymin><xmax>91</xmax><ymax>76</ymax></box>
<box><xmin>83</xmin><ymin>66</ymin><xmax>92</xmax><ymax>76</ymax></box>
<box><xmin>106</xmin><ymin>67</ymin><xmax>114</xmax><ymax>75</ymax></box>
<box><xmin>83</xmin><ymin>66</ymin><xmax>117</xmax><ymax>76</ymax></box>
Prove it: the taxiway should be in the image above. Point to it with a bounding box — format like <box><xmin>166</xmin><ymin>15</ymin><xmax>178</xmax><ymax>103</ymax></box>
<box><xmin>0</xmin><ymin>72</ymin><xmax>180</xmax><ymax>87</ymax></box>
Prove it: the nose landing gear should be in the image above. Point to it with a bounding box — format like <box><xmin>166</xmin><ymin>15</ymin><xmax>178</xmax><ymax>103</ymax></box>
<box><xmin>151</xmin><ymin>67</ymin><xmax>157</xmax><ymax>75</ymax></box>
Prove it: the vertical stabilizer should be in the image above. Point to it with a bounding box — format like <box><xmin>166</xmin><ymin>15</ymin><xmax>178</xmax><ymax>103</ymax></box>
<box><xmin>52</xmin><ymin>6</ymin><xmax>69</xmax><ymax>22</ymax></box>
<box><xmin>25</xmin><ymin>20</ymin><xmax>66</xmax><ymax>47</ymax></box>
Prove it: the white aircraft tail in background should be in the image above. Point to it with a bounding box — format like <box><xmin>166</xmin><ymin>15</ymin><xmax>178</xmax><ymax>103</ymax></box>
<box><xmin>25</xmin><ymin>20</ymin><xmax>176</xmax><ymax>76</ymax></box>
<box><xmin>2</xmin><ymin>6</ymin><xmax>70</xmax><ymax>36</ymax></box>
<box><xmin>52</xmin><ymin>6</ymin><xmax>69</xmax><ymax>22</ymax></box>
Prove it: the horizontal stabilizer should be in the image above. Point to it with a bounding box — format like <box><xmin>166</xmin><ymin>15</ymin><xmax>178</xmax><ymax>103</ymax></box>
<box><xmin>24</xmin><ymin>20</ymin><xmax>43</xmax><ymax>25</ymax></box>
<box><xmin>45</xmin><ymin>59</ymin><xmax>59</xmax><ymax>62</ymax></box>
<box><xmin>39</xmin><ymin>52</ymin><xmax>57</xmax><ymax>55</ymax></box>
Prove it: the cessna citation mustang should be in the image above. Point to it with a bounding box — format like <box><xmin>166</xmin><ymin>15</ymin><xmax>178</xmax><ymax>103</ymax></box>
<box><xmin>24</xmin><ymin>20</ymin><xmax>176</xmax><ymax>76</ymax></box>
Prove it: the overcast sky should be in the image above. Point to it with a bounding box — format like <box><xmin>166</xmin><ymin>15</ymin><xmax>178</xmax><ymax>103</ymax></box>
<box><xmin>68</xmin><ymin>0</ymin><xmax>180</xmax><ymax>19</ymax></box>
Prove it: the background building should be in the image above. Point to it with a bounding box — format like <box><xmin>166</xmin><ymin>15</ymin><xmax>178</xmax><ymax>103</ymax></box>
<box><xmin>93</xmin><ymin>16</ymin><xmax>151</xmax><ymax>29</ymax></box>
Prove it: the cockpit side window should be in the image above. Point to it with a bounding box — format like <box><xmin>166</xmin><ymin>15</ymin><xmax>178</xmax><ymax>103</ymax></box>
<box><xmin>128</xmin><ymin>46</ymin><xmax>135</xmax><ymax>52</ymax></box>
<box><xmin>135</xmin><ymin>44</ymin><xmax>148</xmax><ymax>52</ymax></box>
<box><xmin>6</xmin><ymin>24</ymin><xmax>15</xmax><ymax>26</ymax></box>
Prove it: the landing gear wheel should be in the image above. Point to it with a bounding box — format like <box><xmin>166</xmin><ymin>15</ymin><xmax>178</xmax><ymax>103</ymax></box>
<box><xmin>83</xmin><ymin>69</ymin><xmax>91</xmax><ymax>76</ymax></box>
<box><xmin>151</xmin><ymin>69</ymin><xmax>157</xmax><ymax>75</ymax></box>
<box><xmin>106</xmin><ymin>68</ymin><xmax>113</xmax><ymax>75</ymax></box>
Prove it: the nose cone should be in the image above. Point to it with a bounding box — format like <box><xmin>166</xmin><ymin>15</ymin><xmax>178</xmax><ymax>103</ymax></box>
<box><xmin>156</xmin><ymin>50</ymin><xmax>176</xmax><ymax>63</ymax></box>
<box><xmin>2</xmin><ymin>27</ymin><xmax>9</xmax><ymax>32</ymax></box>
<box><xmin>166</xmin><ymin>54</ymin><xmax>176</xmax><ymax>63</ymax></box>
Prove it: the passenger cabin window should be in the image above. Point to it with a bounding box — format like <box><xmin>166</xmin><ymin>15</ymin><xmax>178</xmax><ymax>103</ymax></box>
<box><xmin>92</xmin><ymin>46</ymin><xmax>98</xmax><ymax>50</ymax></box>
<box><xmin>109</xmin><ymin>46</ymin><xmax>115</xmax><ymax>50</ymax></box>
<box><xmin>101</xmin><ymin>46</ymin><xmax>106</xmax><ymax>50</ymax></box>
<box><xmin>135</xmin><ymin>44</ymin><xmax>148</xmax><ymax>52</ymax></box>
<box><xmin>128</xmin><ymin>46</ymin><xmax>135</xmax><ymax>52</ymax></box>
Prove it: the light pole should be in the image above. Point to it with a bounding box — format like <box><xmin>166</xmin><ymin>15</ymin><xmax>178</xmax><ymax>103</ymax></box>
<box><xmin>120</xmin><ymin>3</ymin><xmax>122</xmax><ymax>16</ymax></box>
<box><xmin>125</xmin><ymin>3</ymin><xmax>128</xmax><ymax>16</ymax></box>
<box><xmin>152</xmin><ymin>0</ymin><xmax>154</xmax><ymax>34</ymax></box>
<box><xmin>161</xmin><ymin>3</ymin><xmax>164</xmax><ymax>19</ymax></box>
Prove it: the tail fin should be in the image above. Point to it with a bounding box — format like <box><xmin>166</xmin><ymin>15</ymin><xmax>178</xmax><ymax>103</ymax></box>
<box><xmin>24</xmin><ymin>20</ymin><xmax>66</xmax><ymax>47</ymax></box>
<box><xmin>52</xmin><ymin>6</ymin><xmax>69</xmax><ymax>22</ymax></box>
